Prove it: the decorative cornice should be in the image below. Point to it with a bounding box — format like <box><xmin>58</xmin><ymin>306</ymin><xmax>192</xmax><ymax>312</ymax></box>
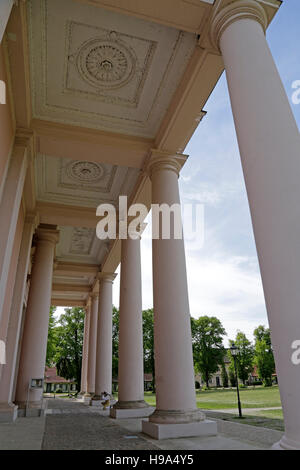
<box><xmin>98</xmin><ymin>272</ymin><xmax>117</xmax><ymax>283</ymax></box>
<box><xmin>147</xmin><ymin>149</ymin><xmax>188</xmax><ymax>179</ymax></box>
<box><xmin>14</xmin><ymin>128</ymin><xmax>35</xmax><ymax>162</ymax></box>
<box><xmin>210</xmin><ymin>0</ymin><xmax>268</xmax><ymax>52</ymax></box>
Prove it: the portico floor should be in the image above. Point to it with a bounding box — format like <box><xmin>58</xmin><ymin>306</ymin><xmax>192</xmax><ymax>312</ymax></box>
<box><xmin>0</xmin><ymin>398</ymin><xmax>283</xmax><ymax>450</ymax></box>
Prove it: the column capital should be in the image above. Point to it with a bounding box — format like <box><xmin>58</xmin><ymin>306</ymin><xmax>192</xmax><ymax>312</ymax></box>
<box><xmin>210</xmin><ymin>0</ymin><xmax>268</xmax><ymax>52</ymax></box>
<box><xmin>90</xmin><ymin>291</ymin><xmax>99</xmax><ymax>300</ymax></box>
<box><xmin>25</xmin><ymin>212</ymin><xmax>39</xmax><ymax>228</ymax></box>
<box><xmin>147</xmin><ymin>149</ymin><xmax>188</xmax><ymax>179</ymax></box>
<box><xmin>36</xmin><ymin>225</ymin><xmax>59</xmax><ymax>245</ymax></box>
<box><xmin>98</xmin><ymin>272</ymin><xmax>117</xmax><ymax>284</ymax></box>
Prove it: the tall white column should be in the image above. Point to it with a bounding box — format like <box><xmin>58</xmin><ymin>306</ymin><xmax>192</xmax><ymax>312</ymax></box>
<box><xmin>84</xmin><ymin>294</ymin><xmax>98</xmax><ymax>402</ymax></box>
<box><xmin>92</xmin><ymin>273</ymin><xmax>116</xmax><ymax>403</ymax></box>
<box><xmin>142</xmin><ymin>150</ymin><xmax>216</xmax><ymax>439</ymax></box>
<box><xmin>211</xmin><ymin>0</ymin><xmax>300</xmax><ymax>450</ymax></box>
<box><xmin>0</xmin><ymin>145</ymin><xmax>28</xmax><ymax>323</ymax></box>
<box><xmin>111</xmin><ymin>237</ymin><xmax>151</xmax><ymax>418</ymax></box>
<box><xmin>0</xmin><ymin>213</ymin><xmax>37</xmax><ymax>422</ymax></box>
<box><xmin>80</xmin><ymin>306</ymin><xmax>90</xmax><ymax>395</ymax></box>
<box><xmin>15</xmin><ymin>225</ymin><xmax>59</xmax><ymax>414</ymax></box>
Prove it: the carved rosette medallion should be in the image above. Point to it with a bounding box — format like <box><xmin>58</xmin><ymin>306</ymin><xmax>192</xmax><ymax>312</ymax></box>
<box><xmin>76</xmin><ymin>36</ymin><xmax>136</xmax><ymax>90</ymax></box>
<box><xmin>66</xmin><ymin>161</ymin><xmax>105</xmax><ymax>183</ymax></box>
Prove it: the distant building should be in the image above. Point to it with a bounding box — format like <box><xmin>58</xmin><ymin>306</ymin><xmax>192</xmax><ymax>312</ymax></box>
<box><xmin>44</xmin><ymin>366</ymin><xmax>76</xmax><ymax>393</ymax></box>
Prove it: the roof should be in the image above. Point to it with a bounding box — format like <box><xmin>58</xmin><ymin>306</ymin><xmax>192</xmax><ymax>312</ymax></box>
<box><xmin>44</xmin><ymin>366</ymin><xmax>74</xmax><ymax>384</ymax></box>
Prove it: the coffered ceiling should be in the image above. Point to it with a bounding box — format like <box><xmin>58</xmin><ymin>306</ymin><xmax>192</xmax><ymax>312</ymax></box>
<box><xmin>35</xmin><ymin>154</ymin><xmax>139</xmax><ymax>208</ymax></box>
<box><xmin>6</xmin><ymin>0</ymin><xmax>280</xmax><ymax>305</ymax></box>
<box><xmin>27</xmin><ymin>0</ymin><xmax>197</xmax><ymax>138</ymax></box>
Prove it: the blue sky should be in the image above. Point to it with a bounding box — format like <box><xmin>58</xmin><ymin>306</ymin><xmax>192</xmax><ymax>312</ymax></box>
<box><xmin>114</xmin><ymin>0</ymin><xmax>300</xmax><ymax>346</ymax></box>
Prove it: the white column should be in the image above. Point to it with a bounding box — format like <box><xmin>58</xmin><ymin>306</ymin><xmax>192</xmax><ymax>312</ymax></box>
<box><xmin>0</xmin><ymin>145</ymin><xmax>28</xmax><ymax>323</ymax></box>
<box><xmin>80</xmin><ymin>306</ymin><xmax>90</xmax><ymax>395</ymax></box>
<box><xmin>211</xmin><ymin>0</ymin><xmax>300</xmax><ymax>450</ymax></box>
<box><xmin>15</xmin><ymin>225</ymin><xmax>59</xmax><ymax>414</ymax></box>
<box><xmin>142</xmin><ymin>150</ymin><xmax>216</xmax><ymax>440</ymax></box>
<box><xmin>0</xmin><ymin>213</ymin><xmax>37</xmax><ymax>421</ymax></box>
<box><xmin>0</xmin><ymin>0</ymin><xmax>14</xmax><ymax>44</ymax></box>
<box><xmin>111</xmin><ymin>237</ymin><xmax>151</xmax><ymax>418</ymax></box>
<box><xmin>92</xmin><ymin>273</ymin><xmax>116</xmax><ymax>403</ymax></box>
<box><xmin>84</xmin><ymin>294</ymin><xmax>98</xmax><ymax>401</ymax></box>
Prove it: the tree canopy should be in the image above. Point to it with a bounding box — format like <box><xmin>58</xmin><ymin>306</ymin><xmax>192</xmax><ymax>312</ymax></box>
<box><xmin>47</xmin><ymin>307</ymin><xmax>85</xmax><ymax>391</ymax></box>
<box><xmin>191</xmin><ymin>316</ymin><xmax>226</xmax><ymax>388</ymax></box>
<box><xmin>228</xmin><ymin>331</ymin><xmax>254</xmax><ymax>385</ymax></box>
<box><xmin>253</xmin><ymin>325</ymin><xmax>275</xmax><ymax>386</ymax></box>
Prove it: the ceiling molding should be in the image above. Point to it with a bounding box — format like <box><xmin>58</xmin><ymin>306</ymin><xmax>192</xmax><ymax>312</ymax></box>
<box><xmin>32</xmin><ymin>119</ymin><xmax>152</xmax><ymax>169</ymax></box>
<box><xmin>51</xmin><ymin>298</ymin><xmax>86</xmax><ymax>307</ymax></box>
<box><xmin>74</xmin><ymin>0</ymin><xmax>213</xmax><ymax>34</ymax></box>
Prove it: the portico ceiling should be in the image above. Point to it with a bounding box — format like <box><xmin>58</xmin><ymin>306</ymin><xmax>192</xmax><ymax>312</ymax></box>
<box><xmin>28</xmin><ymin>0</ymin><xmax>197</xmax><ymax>138</ymax></box>
<box><xmin>5</xmin><ymin>0</ymin><xmax>280</xmax><ymax>306</ymax></box>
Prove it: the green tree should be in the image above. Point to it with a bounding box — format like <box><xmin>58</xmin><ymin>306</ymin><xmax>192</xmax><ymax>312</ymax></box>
<box><xmin>229</xmin><ymin>369</ymin><xmax>237</xmax><ymax>387</ymax></box>
<box><xmin>221</xmin><ymin>360</ymin><xmax>229</xmax><ymax>388</ymax></box>
<box><xmin>228</xmin><ymin>332</ymin><xmax>254</xmax><ymax>385</ymax></box>
<box><xmin>191</xmin><ymin>316</ymin><xmax>226</xmax><ymax>388</ymax></box>
<box><xmin>253</xmin><ymin>325</ymin><xmax>275</xmax><ymax>387</ymax></box>
<box><xmin>112</xmin><ymin>306</ymin><xmax>119</xmax><ymax>380</ymax></box>
<box><xmin>142</xmin><ymin>309</ymin><xmax>155</xmax><ymax>391</ymax></box>
<box><xmin>46</xmin><ymin>306</ymin><xmax>57</xmax><ymax>366</ymax></box>
<box><xmin>55</xmin><ymin>307</ymin><xmax>85</xmax><ymax>391</ymax></box>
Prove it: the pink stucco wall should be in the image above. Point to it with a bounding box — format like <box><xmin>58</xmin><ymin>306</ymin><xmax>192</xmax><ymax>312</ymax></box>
<box><xmin>0</xmin><ymin>204</ymin><xmax>25</xmax><ymax>343</ymax></box>
<box><xmin>0</xmin><ymin>42</ymin><xmax>14</xmax><ymax>189</ymax></box>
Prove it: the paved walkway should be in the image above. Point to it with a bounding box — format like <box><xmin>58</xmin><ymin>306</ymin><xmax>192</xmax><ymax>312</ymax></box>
<box><xmin>207</xmin><ymin>407</ymin><xmax>282</xmax><ymax>414</ymax></box>
<box><xmin>0</xmin><ymin>398</ymin><xmax>284</xmax><ymax>450</ymax></box>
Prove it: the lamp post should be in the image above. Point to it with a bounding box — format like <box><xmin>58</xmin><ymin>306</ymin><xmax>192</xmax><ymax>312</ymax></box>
<box><xmin>230</xmin><ymin>343</ymin><xmax>242</xmax><ymax>418</ymax></box>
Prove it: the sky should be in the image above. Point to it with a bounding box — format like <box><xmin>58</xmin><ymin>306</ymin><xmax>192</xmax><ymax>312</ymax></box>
<box><xmin>57</xmin><ymin>0</ymin><xmax>300</xmax><ymax>347</ymax></box>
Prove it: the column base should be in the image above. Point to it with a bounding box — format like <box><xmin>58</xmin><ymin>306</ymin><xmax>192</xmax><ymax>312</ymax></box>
<box><xmin>0</xmin><ymin>403</ymin><xmax>18</xmax><ymax>422</ymax></box>
<box><xmin>16</xmin><ymin>399</ymin><xmax>47</xmax><ymax>418</ymax></box>
<box><xmin>142</xmin><ymin>419</ymin><xmax>217</xmax><ymax>440</ymax></box>
<box><xmin>272</xmin><ymin>435</ymin><xmax>300</xmax><ymax>450</ymax></box>
<box><xmin>91</xmin><ymin>395</ymin><xmax>116</xmax><ymax>410</ymax></box>
<box><xmin>110</xmin><ymin>406</ymin><xmax>154</xmax><ymax>419</ymax></box>
<box><xmin>83</xmin><ymin>393</ymin><xmax>93</xmax><ymax>405</ymax></box>
<box><xmin>149</xmin><ymin>408</ymin><xmax>206</xmax><ymax>424</ymax></box>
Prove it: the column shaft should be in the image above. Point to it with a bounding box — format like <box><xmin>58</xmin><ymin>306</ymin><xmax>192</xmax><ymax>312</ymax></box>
<box><xmin>111</xmin><ymin>237</ymin><xmax>151</xmax><ymax>418</ymax></box>
<box><xmin>80</xmin><ymin>307</ymin><xmax>90</xmax><ymax>395</ymax></box>
<box><xmin>15</xmin><ymin>226</ymin><xmax>59</xmax><ymax>410</ymax></box>
<box><xmin>85</xmin><ymin>295</ymin><xmax>98</xmax><ymax>397</ymax></box>
<box><xmin>93</xmin><ymin>274</ymin><xmax>115</xmax><ymax>399</ymax></box>
<box><xmin>149</xmin><ymin>152</ymin><xmax>203</xmax><ymax>424</ymax></box>
<box><xmin>0</xmin><ymin>214</ymin><xmax>36</xmax><ymax>419</ymax></box>
<box><xmin>0</xmin><ymin>146</ymin><xmax>27</xmax><ymax>322</ymax></box>
<box><xmin>212</xmin><ymin>0</ymin><xmax>300</xmax><ymax>450</ymax></box>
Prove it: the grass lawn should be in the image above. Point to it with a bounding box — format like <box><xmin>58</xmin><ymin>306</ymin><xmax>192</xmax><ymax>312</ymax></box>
<box><xmin>195</xmin><ymin>386</ymin><xmax>281</xmax><ymax>410</ymax></box>
<box><xmin>144</xmin><ymin>386</ymin><xmax>281</xmax><ymax>410</ymax></box>
<box><xmin>144</xmin><ymin>386</ymin><xmax>284</xmax><ymax>432</ymax></box>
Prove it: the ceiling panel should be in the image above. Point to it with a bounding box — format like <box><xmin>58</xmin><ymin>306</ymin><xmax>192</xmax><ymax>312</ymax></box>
<box><xmin>27</xmin><ymin>0</ymin><xmax>197</xmax><ymax>137</ymax></box>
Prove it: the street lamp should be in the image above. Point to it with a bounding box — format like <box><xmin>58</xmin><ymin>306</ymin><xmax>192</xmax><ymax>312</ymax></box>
<box><xmin>230</xmin><ymin>343</ymin><xmax>242</xmax><ymax>418</ymax></box>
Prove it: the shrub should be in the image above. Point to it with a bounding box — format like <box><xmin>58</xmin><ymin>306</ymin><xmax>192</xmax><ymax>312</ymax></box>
<box><xmin>195</xmin><ymin>381</ymin><xmax>201</xmax><ymax>390</ymax></box>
